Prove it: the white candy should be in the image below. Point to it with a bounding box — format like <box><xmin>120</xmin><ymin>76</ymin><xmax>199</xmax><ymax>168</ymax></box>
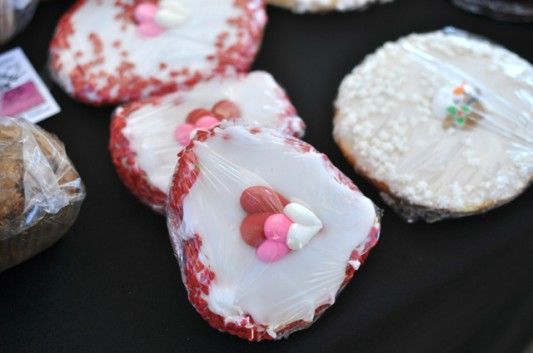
<box><xmin>283</xmin><ymin>202</ymin><xmax>323</xmax><ymax>251</ymax></box>
<box><xmin>155</xmin><ymin>1</ymin><xmax>188</xmax><ymax>29</ymax></box>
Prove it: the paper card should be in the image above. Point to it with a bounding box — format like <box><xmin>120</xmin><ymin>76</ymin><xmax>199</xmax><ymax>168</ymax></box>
<box><xmin>0</xmin><ymin>47</ymin><xmax>60</xmax><ymax>123</ymax></box>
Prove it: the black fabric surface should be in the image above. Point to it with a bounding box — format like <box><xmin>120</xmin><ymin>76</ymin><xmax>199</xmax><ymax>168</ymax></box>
<box><xmin>1</xmin><ymin>1</ymin><xmax>532</xmax><ymax>352</ymax></box>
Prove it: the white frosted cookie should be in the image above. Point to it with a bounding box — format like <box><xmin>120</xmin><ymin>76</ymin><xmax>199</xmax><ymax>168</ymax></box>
<box><xmin>268</xmin><ymin>0</ymin><xmax>392</xmax><ymax>13</ymax></box>
<box><xmin>49</xmin><ymin>0</ymin><xmax>266</xmax><ymax>105</ymax></box>
<box><xmin>110</xmin><ymin>71</ymin><xmax>305</xmax><ymax>212</ymax></box>
<box><xmin>334</xmin><ymin>29</ymin><xmax>533</xmax><ymax>222</ymax></box>
<box><xmin>167</xmin><ymin>124</ymin><xmax>380</xmax><ymax>340</ymax></box>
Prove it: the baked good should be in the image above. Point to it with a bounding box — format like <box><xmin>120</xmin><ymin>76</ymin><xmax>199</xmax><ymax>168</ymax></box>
<box><xmin>0</xmin><ymin>0</ymin><xmax>38</xmax><ymax>45</ymax></box>
<box><xmin>167</xmin><ymin>124</ymin><xmax>380</xmax><ymax>340</ymax></box>
<box><xmin>333</xmin><ymin>29</ymin><xmax>533</xmax><ymax>222</ymax></box>
<box><xmin>49</xmin><ymin>0</ymin><xmax>267</xmax><ymax>105</ymax></box>
<box><xmin>0</xmin><ymin>117</ymin><xmax>85</xmax><ymax>272</ymax></box>
<box><xmin>268</xmin><ymin>0</ymin><xmax>392</xmax><ymax>13</ymax></box>
<box><xmin>110</xmin><ymin>71</ymin><xmax>305</xmax><ymax>212</ymax></box>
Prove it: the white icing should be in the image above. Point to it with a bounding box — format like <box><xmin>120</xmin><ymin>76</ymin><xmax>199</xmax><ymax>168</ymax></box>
<box><xmin>268</xmin><ymin>0</ymin><xmax>393</xmax><ymax>13</ymax></box>
<box><xmin>121</xmin><ymin>71</ymin><xmax>304</xmax><ymax>193</ymax></box>
<box><xmin>334</xmin><ymin>30</ymin><xmax>533</xmax><ymax>213</ymax></box>
<box><xmin>51</xmin><ymin>0</ymin><xmax>263</xmax><ymax>101</ymax></box>
<box><xmin>284</xmin><ymin>202</ymin><xmax>323</xmax><ymax>251</ymax></box>
<box><xmin>172</xmin><ymin>125</ymin><xmax>376</xmax><ymax>334</ymax></box>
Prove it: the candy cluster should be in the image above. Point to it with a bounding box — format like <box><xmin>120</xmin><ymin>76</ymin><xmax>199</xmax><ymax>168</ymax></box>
<box><xmin>174</xmin><ymin>100</ymin><xmax>241</xmax><ymax>146</ymax></box>
<box><xmin>239</xmin><ymin>186</ymin><xmax>323</xmax><ymax>263</ymax></box>
<box><xmin>134</xmin><ymin>0</ymin><xmax>189</xmax><ymax>37</ymax></box>
<box><xmin>443</xmin><ymin>82</ymin><xmax>483</xmax><ymax>130</ymax></box>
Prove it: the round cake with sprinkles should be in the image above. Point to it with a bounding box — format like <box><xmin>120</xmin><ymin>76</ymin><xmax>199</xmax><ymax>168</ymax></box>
<box><xmin>268</xmin><ymin>0</ymin><xmax>392</xmax><ymax>13</ymax></box>
<box><xmin>334</xmin><ymin>29</ymin><xmax>532</xmax><ymax>222</ymax></box>
<box><xmin>167</xmin><ymin>124</ymin><xmax>380</xmax><ymax>340</ymax></box>
<box><xmin>109</xmin><ymin>71</ymin><xmax>305</xmax><ymax>212</ymax></box>
<box><xmin>49</xmin><ymin>0</ymin><xmax>267</xmax><ymax>105</ymax></box>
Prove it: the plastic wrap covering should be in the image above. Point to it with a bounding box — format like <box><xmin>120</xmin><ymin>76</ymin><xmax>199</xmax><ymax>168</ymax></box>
<box><xmin>166</xmin><ymin>124</ymin><xmax>380</xmax><ymax>341</ymax></box>
<box><xmin>452</xmin><ymin>0</ymin><xmax>533</xmax><ymax>23</ymax></box>
<box><xmin>334</xmin><ymin>28</ymin><xmax>532</xmax><ymax>222</ymax></box>
<box><xmin>110</xmin><ymin>71</ymin><xmax>305</xmax><ymax>213</ymax></box>
<box><xmin>267</xmin><ymin>0</ymin><xmax>393</xmax><ymax>14</ymax></box>
<box><xmin>48</xmin><ymin>0</ymin><xmax>267</xmax><ymax>105</ymax></box>
<box><xmin>0</xmin><ymin>0</ymin><xmax>38</xmax><ymax>45</ymax></box>
<box><xmin>0</xmin><ymin>117</ymin><xmax>85</xmax><ymax>272</ymax></box>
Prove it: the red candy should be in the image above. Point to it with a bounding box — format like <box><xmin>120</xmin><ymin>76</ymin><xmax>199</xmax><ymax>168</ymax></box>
<box><xmin>212</xmin><ymin>100</ymin><xmax>241</xmax><ymax>120</ymax></box>
<box><xmin>240</xmin><ymin>186</ymin><xmax>288</xmax><ymax>214</ymax></box>
<box><xmin>186</xmin><ymin>108</ymin><xmax>215</xmax><ymax>124</ymax></box>
<box><xmin>240</xmin><ymin>213</ymin><xmax>271</xmax><ymax>247</ymax></box>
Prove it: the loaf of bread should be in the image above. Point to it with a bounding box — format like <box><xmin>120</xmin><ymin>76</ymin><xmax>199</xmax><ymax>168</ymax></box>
<box><xmin>0</xmin><ymin>117</ymin><xmax>85</xmax><ymax>272</ymax></box>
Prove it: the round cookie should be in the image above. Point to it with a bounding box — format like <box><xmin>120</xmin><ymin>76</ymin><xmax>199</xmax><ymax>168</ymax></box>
<box><xmin>334</xmin><ymin>29</ymin><xmax>533</xmax><ymax>222</ymax></box>
<box><xmin>167</xmin><ymin>124</ymin><xmax>380</xmax><ymax>341</ymax></box>
<box><xmin>49</xmin><ymin>0</ymin><xmax>267</xmax><ymax>105</ymax></box>
<box><xmin>268</xmin><ymin>0</ymin><xmax>392</xmax><ymax>13</ymax></box>
<box><xmin>110</xmin><ymin>71</ymin><xmax>305</xmax><ymax>212</ymax></box>
<box><xmin>0</xmin><ymin>117</ymin><xmax>85</xmax><ymax>272</ymax></box>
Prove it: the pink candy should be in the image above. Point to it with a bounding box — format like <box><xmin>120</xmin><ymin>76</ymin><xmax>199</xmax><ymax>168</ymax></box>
<box><xmin>256</xmin><ymin>240</ymin><xmax>291</xmax><ymax>263</ymax></box>
<box><xmin>134</xmin><ymin>3</ymin><xmax>164</xmax><ymax>37</ymax></box>
<box><xmin>138</xmin><ymin>22</ymin><xmax>164</xmax><ymax>37</ymax></box>
<box><xmin>256</xmin><ymin>213</ymin><xmax>293</xmax><ymax>263</ymax></box>
<box><xmin>134</xmin><ymin>3</ymin><xmax>158</xmax><ymax>23</ymax></box>
<box><xmin>264</xmin><ymin>214</ymin><xmax>292</xmax><ymax>243</ymax></box>
<box><xmin>174</xmin><ymin>123</ymin><xmax>195</xmax><ymax>146</ymax></box>
<box><xmin>195</xmin><ymin>116</ymin><xmax>220</xmax><ymax>129</ymax></box>
<box><xmin>174</xmin><ymin>116</ymin><xmax>220</xmax><ymax>146</ymax></box>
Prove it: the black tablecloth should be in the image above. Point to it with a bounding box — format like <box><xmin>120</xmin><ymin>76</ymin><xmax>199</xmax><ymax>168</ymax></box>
<box><xmin>1</xmin><ymin>1</ymin><xmax>532</xmax><ymax>352</ymax></box>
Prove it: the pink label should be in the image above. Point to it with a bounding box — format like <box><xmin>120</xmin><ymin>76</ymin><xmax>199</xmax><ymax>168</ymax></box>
<box><xmin>1</xmin><ymin>81</ymin><xmax>45</xmax><ymax>116</ymax></box>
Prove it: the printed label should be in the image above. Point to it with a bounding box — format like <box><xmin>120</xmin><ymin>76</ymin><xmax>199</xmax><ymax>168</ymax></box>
<box><xmin>0</xmin><ymin>47</ymin><xmax>60</xmax><ymax>123</ymax></box>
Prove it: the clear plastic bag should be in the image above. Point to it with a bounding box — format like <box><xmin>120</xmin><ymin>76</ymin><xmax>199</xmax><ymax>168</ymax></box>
<box><xmin>0</xmin><ymin>116</ymin><xmax>85</xmax><ymax>271</ymax></box>
<box><xmin>334</xmin><ymin>28</ymin><xmax>532</xmax><ymax>222</ymax></box>
<box><xmin>0</xmin><ymin>0</ymin><xmax>38</xmax><ymax>45</ymax></box>
<box><xmin>167</xmin><ymin>124</ymin><xmax>381</xmax><ymax>341</ymax></box>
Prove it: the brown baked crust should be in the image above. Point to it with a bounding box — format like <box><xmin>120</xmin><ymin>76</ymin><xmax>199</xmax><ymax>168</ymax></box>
<box><xmin>0</xmin><ymin>120</ymin><xmax>84</xmax><ymax>271</ymax></box>
<box><xmin>0</xmin><ymin>125</ymin><xmax>25</xmax><ymax>229</ymax></box>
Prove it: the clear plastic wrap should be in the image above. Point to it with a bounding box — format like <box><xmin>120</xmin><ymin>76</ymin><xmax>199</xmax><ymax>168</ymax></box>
<box><xmin>0</xmin><ymin>0</ymin><xmax>38</xmax><ymax>45</ymax></box>
<box><xmin>452</xmin><ymin>0</ymin><xmax>533</xmax><ymax>22</ymax></box>
<box><xmin>267</xmin><ymin>0</ymin><xmax>393</xmax><ymax>13</ymax></box>
<box><xmin>110</xmin><ymin>71</ymin><xmax>305</xmax><ymax>213</ymax></box>
<box><xmin>334</xmin><ymin>28</ymin><xmax>532</xmax><ymax>222</ymax></box>
<box><xmin>0</xmin><ymin>117</ymin><xmax>85</xmax><ymax>272</ymax></box>
<box><xmin>48</xmin><ymin>0</ymin><xmax>267</xmax><ymax>105</ymax></box>
<box><xmin>166</xmin><ymin>124</ymin><xmax>381</xmax><ymax>341</ymax></box>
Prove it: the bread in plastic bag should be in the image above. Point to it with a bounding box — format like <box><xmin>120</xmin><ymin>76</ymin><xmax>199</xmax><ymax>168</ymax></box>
<box><xmin>333</xmin><ymin>28</ymin><xmax>532</xmax><ymax>222</ymax></box>
<box><xmin>0</xmin><ymin>117</ymin><xmax>85</xmax><ymax>272</ymax></box>
<box><xmin>166</xmin><ymin>124</ymin><xmax>380</xmax><ymax>341</ymax></box>
<box><xmin>110</xmin><ymin>71</ymin><xmax>305</xmax><ymax>212</ymax></box>
<box><xmin>48</xmin><ymin>0</ymin><xmax>267</xmax><ymax>105</ymax></box>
